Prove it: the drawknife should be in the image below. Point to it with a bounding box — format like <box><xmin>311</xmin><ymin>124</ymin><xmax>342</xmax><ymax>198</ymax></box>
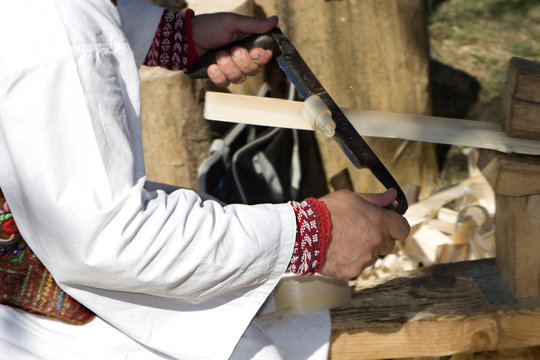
<box><xmin>188</xmin><ymin>27</ymin><xmax>408</xmax><ymax>214</ymax></box>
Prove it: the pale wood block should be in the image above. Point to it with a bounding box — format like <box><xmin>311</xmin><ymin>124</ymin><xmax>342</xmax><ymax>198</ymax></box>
<box><xmin>149</xmin><ymin>0</ymin><xmax>251</xmax><ymax>12</ymax></box>
<box><xmin>146</xmin><ymin>0</ymin><xmax>187</xmax><ymax>11</ymax></box>
<box><xmin>188</xmin><ymin>0</ymin><xmax>250</xmax><ymax>13</ymax></box>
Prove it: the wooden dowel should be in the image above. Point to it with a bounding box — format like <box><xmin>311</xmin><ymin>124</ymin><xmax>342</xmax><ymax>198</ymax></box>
<box><xmin>204</xmin><ymin>91</ymin><xmax>540</xmax><ymax>155</ymax></box>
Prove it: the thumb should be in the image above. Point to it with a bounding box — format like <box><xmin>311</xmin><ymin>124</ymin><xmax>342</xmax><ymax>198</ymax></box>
<box><xmin>235</xmin><ymin>15</ymin><xmax>279</xmax><ymax>35</ymax></box>
<box><xmin>357</xmin><ymin>188</ymin><xmax>398</xmax><ymax>208</ymax></box>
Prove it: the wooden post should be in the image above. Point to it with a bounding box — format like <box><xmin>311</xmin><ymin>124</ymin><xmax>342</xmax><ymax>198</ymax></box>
<box><xmin>478</xmin><ymin>57</ymin><xmax>540</xmax><ymax>300</ymax></box>
<box><xmin>478</xmin><ymin>151</ymin><xmax>540</xmax><ymax>299</ymax></box>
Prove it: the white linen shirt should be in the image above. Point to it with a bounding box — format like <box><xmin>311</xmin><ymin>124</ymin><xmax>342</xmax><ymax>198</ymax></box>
<box><xmin>0</xmin><ymin>0</ymin><xmax>296</xmax><ymax>359</ymax></box>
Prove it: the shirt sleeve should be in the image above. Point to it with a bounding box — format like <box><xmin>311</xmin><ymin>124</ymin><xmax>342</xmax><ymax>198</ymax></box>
<box><xmin>0</xmin><ymin>1</ymin><xmax>295</xmax><ymax>358</ymax></box>
<box><xmin>116</xmin><ymin>0</ymin><xmax>164</xmax><ymax>67</ymax></box>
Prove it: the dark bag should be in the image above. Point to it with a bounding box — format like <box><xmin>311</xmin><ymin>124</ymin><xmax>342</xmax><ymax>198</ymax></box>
<box><xmin>198</xmin><ymin>85</ymin><xmax>328</xmax><ymax>205</ymax></box>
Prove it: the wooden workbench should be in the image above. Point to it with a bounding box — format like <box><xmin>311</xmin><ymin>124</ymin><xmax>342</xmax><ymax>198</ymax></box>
<box><xmin>329</xmin><ymin>259</ymin><xmax>540</xmax><ymax>359</ymax></box>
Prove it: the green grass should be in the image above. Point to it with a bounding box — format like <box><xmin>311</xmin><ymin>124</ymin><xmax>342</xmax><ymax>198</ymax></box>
<box><xmin>429</xmin><ymin>0</ymin><xmax>540</xmax><ymax>99</ymax></box>
<box><xmin>428</xmin><ymin>0</ymin><xmax>540</xmax><ymax>189</ymax></box>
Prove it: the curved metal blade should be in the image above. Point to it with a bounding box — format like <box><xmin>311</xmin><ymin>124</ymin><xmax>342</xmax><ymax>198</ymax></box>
<box><xmin>270</xmin><ymin>28</ymin><xmax>408</xmax><ymax>214</ymax></box>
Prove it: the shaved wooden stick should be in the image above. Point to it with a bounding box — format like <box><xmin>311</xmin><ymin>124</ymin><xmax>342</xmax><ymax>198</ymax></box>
<box><xmin>204</xmin><ymin>92</ymin><xmax>540</xmax><ymax>155</ymax></box>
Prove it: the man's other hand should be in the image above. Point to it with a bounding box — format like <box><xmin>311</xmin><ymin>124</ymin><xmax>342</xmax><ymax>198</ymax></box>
<box><xmin>318</xmin><ymin>189</ymin><xmax>410</xmax><ymax>280</ymax></box>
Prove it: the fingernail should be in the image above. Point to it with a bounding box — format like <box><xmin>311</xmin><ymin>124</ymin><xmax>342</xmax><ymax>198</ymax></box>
<box><xmin>250</xmin><ymin>52</ymin><xmax>261</xmax><ymax>61</ymax></box>
<box><xmin>209</xmin><ymin>66</ymin><xmax>219</xmax><ymax>76</ymax></box>
<box><xmin>233</xmin><ymin>49</ymin><xmax>243</xmax><ymax>59</ymax></box>
<box><xmin>384</xmin><ymin>188</ymin><xmax>395</xmax><ymax>194</ymax></box>
<box><xmin>217</xmin><ymin>55</ymin><xmax>229</xmax><ymax>65</ymax></box>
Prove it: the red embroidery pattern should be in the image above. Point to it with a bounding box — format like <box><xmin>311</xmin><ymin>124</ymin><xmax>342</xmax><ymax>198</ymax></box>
<box><xmin>287</xmin><ymin>198</ymin><xmax>331</xmax><ymax>276</ymax></box>
<box><xmin>2</xmin><ymin>217</ymin><xmax>17</xmax><ymax>235</ymax></box>
<box><xmin>143</xmin><ymin>9</ymin><xmax>199</xmax><ymax>72</ymax></box>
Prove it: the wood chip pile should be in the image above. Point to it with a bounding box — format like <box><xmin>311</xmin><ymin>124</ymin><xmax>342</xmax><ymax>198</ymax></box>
<box><xmin>354</xmin><ymin>149</ymin><xmax>496</xmax><ymax>289</ymax></box>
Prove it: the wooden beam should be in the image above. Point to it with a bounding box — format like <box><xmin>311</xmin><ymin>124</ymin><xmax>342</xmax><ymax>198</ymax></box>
<box><xmin>501</xmin><ymin>57</ymin><xmax>540</xmax><ymax>139</ymax></box>
<box><xmin>204</xmin><ymin>91</ymin><xmax>540</xmax><ymax>155</ymax></box>
<box><xmin>501</xmin><ymin>97</ymin><xmax>540</xmax><ymax>139</ymax></box>
<box><xmin>329</xmin><ymin>259</ymin><xmax>540</xmax><ymax>359</ymax></box>
<box><xmin>478</xmin><ymin>149</ymin><xmax>540</xmax><ymax>196</ymax></box>
<box><xmin>504</xmin><ymin>57</ymin><xmax>540</xmax><ymax>104</ymax></box>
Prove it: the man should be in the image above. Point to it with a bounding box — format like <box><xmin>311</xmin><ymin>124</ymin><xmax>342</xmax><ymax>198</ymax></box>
<box><xmin>0</xmin><ymin>0</ymin><xmax>409</xmax><ymax>359</ymax></box>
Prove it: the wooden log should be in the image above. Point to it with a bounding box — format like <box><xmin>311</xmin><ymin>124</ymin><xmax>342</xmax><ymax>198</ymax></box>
<box><xmin>141</xmin><ymin>71</ymin><xmax>211</xmax><ymax>187</ymax></box>
<box><xmin>329</xmin><ymin>259</ymin><xmax>540</xmax><ymax>359</ymax></box>
<box><xmin>254</xmin><ymin>0</ymin><xmax>438</xmax><ymax>199</ymax></box>
<box><xmin>502</xmin><ymin>57</ymin><xmax>540</xmax><ymax>139</ymax></box>
<box><xmin>204</xmin><ymin>92</ymin><xmax>540</xmax><ymax>156</ymax></box>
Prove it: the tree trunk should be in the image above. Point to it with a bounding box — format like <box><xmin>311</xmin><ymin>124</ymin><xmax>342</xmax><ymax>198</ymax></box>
<box><xmin>141</xmin><ymin>70</ymin><xmax>211</xmax><ymax>187</ymax></box>
<box><xmin>255</xmin><ymin>0</ymin><xmax>438</xmax><ymax>198</ymax></box>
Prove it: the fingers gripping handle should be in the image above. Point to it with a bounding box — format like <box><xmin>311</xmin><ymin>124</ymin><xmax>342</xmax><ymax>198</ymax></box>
<box><xmin>186</xmin><ymin>33</ymin><xmax>276</xmax><ymax>79</ymax></box>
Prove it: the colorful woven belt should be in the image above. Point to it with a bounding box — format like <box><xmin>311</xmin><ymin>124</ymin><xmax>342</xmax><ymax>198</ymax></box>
<box><xmin>0</xmin><ymin>190</ymin><xmax>94</xmax><ymax>325</ymax></box>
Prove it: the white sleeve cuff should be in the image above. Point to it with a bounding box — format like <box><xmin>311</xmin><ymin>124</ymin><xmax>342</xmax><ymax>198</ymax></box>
<box><xmin>117</xmin><ymin>0</ymin><xmax>164</xmax><ymax>67</ymax></box>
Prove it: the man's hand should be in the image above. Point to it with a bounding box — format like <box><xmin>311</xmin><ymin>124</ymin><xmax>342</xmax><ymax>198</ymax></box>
<box><xmin>318</xmin><ymin>189</ymin><xmax>410</xmax><ymax>280</ymax></box>
<box><xmin>191</xmin><ymin>13</ymin><xmax>278</xmax><ymax>87</ymax></box>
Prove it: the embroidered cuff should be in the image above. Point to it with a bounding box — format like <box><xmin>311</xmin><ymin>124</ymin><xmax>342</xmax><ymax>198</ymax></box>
<box><xmin>143</xmin><ymin>9</ymin><xmax>199</xmax><ymax>71</ymax></box>
<box><xmin>287</xmin><ymin>198</ymin><xmax>331</xmax><ymax>276</ymax></box>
